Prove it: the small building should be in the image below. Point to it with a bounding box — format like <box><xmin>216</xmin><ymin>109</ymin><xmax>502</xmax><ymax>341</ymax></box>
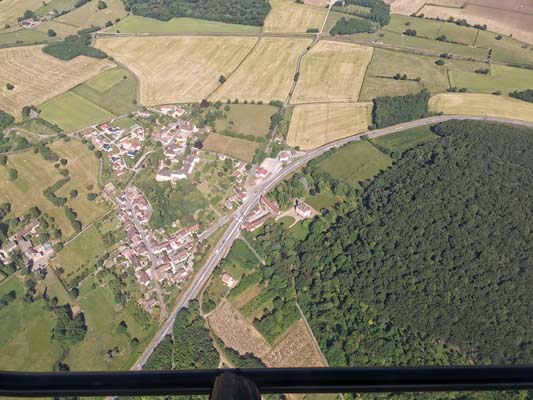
<box><xmin>136</xmin><ymin>271</ymin><xmax>151</xmax><ymax>287</ymax></box>
<box><xmin>156</xmin><ymin>168</ymin><xmax>172</xmax><ymax>182</ymax></box>
<box><xmin>255</xmin><ymin>167</ymin><xmax>269</xmax><ymax>179</ymax></box>
<box><xmin>295</xmin><ymin>201</ymin><xmax>312</xmax><ymax>218</ymax></box>
<box><xmin>261</xmin><ymin>195</ymin><xmax>280</xmax><ymax>216</ymax></box>
<box><xmin>221</xmin><ymin>272</ymin><xmax>237</xmax><ymax>288</ymax></box>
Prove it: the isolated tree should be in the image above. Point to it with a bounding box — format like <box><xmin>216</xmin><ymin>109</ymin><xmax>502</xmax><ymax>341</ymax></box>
<box><xmin>218</xmin><ymin>75</ymin><xmax>226</xmax><ymax>84</ymax></box>
<box><xmin>47</xmin><ymin>29</ymin><xmax>57</xmax><ymax>37</ymax></box>
<box><xmin>8</xmin><ymin>168</ymin><xmax>18</xmax><ymax>182</ymax></box>
<box><xmin>0</xmin><ymin>155</ymin><xmax>7</xmax><ymax>166</ymax></box>
<box><xmin>6</xmin><ymin>83</ymin><xmax>14</xmax><ymax>90</ymax></box>
<box><xmin>97</xmin><ymin>0</ymin><xmax>107</xmax><ymax>9</ymax></box>
<box><xmin>435</xmin><ymin>59</ymin><xmax>445</xmax><ymax>66</ymax></box>
<box><xmin>70</xmin><ymin>189</ymin><xmax>78</xmax><ymax>198</ymax></box>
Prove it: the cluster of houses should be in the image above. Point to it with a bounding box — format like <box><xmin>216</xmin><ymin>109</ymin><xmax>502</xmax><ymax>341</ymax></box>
<box><xmin>114</xmin><ymin>186</ymin><xmax>200</xmax><ymax>312</ymax></box>
<box><xmin>83</xmin><ymin>121</ymin><xmax>147</xmax><ymax>177</ymax></box>
<box><xmin>0</xmin><ymin>220</ymin><xmax>55</xmax><ymax>271</ymax></box>
<box><xmin>254</xmin><ymin>150</ymin><xmax>298</xmax><ymax>181</ymax></box>
<box><xmin>244</xmin><ymin>195</ymin><xmax>281</xmax><ymax>232</ymax></box>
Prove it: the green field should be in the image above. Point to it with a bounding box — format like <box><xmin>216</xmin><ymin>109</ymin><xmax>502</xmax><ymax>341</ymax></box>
<box><xmin>318</xmin><ymin>140</ymin><xmax>392</xmax><ymax>185</ymax></box>
<box><xmin>385</xmin><ymin>14</ymin><xmax>443</xmax><ymax>39</ymax></box>
<box><xmin>40</xmin><ymin>91</ymin><xmax>115</xmax><ymax>132</ymax></box>
<box><xmin>72</xmin><ymin>67</ymin><xmax>138</xmax><ymax>116</ymax></box>
<box><xmin>277</xmin><ymin>216</ymin><xmax>295</xmax><ymax>226</ymax></box>
<box><xmin>112</xmin><ymin>116</ymin><xmax>137</xmax><ymax>129</ymax></box>
<box><xmin>372</xmin><ymin>126</ymin><xmax>438</xmax><ymax>153</ymax></box>
<box><xmin>305</xmin><ymin>189</ymin><xmax>339</xmax><ymax>211</ymax></box>
<box><xmin>44</xmin><ymin>269</ymin><xmax>73</xmax><ymax>305</ymax></box>
<box><xmin>0</xmin><ymin>28</ymin><xmax>53</xmax><ymax>47</ymax></box>
<box><xmin>65</xmin><ymin>276</ymin><xmax>153</xmax><ymax>370</ymax></box>
<box><xmin>0</xmin><ymin>277</ymin><xmax>63</xmax><ymax>371</ymax></box>
<box><xmin>359</xmin><ymin>48</ymin><xmax>485</xmax><ymax>100</ymax></box>
<box><xmin>110</xmin><ymin>15</ymin><xmax>261</xmax><ymax>34</ymax></box>
<box><xmin>215</xmin><ymin>104</ymin><xmax>278</xmax><ymax>138</ymax></box>
<box><xmin>36</xmin><ymin>0</ymin><xmax>78</xmax><ymax>16</ymax></box>
<box><xmin>54</xmin><ymin>226</ymin><xmax>107</xmax><ymax>287</ymax></box>
<box><xmin>221</xmin><ymin>239</ymin><xmax>260</xmax><ymax>278</ymax></box>
<box><xmin>474</xmin><ymin>30</ymin><xmax>533</xmax><ymax>66</ymax></box>
<box><xmin>436</xmin><ymin>22</ymin><xmax>478</xmax><ymax>46</ymax></box>
<box><xmin>449</xmin><ymin>64</ymin><xmax>533</xmax><ymax>94</ymax></box>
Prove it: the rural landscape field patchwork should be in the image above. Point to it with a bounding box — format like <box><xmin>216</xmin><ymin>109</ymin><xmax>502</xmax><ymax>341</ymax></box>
<box><xmin>1</xmin><ymin>0</ymin><xmax>533</xmax><ymax>397</ymax></box>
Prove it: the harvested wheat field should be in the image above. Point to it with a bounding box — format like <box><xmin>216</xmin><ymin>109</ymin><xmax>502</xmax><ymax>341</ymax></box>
<box><xmin>389</xmin><ymin>0</ymin><xmax>427</xmax><ymax>15</ymax></box>
<box><xmin>263</xmin><ymin>319</ymin><xmax>326</xmax><ymax>367</ymax></box>
<box><xmin>208</xmin><ymin>301</ymin><xmax>325</xmax><ymax>368</ymax></box>
<box><xmin>419</xmin><ymin>4</ymin><xmax>533</xmax><ymax>44</ymax></box>
<box><xmin>96</xmin><ymin>36</ymin><xmax>258</xmax><ymax>105</ymax></box>
<box><xmin>292</xmin><ymin>41</ymin><xmax>373</xmax><ymax>104</ymax></box>
<box><xmin>210</xmin><ymin>37</ymin><xmax>312</xmax><ymax>103</ymax></box>
<box><xmin>0</xmin><ymin>45</ymin><xmax>114</xmax><ymax>118</ymax></box>
<box><xmin>429</xmin><ymin>93</ymin><xmax>533</xmax><ymax>122</ymax></box>
<box><xmin>287</xmin><ymin>102</ymin><xmax>372</xmax><ymax>150</ymax></box>
<box><xmin>264</xmin><ymin>0</ymin><xmax>328</xmax><ymax>33</ymax></box>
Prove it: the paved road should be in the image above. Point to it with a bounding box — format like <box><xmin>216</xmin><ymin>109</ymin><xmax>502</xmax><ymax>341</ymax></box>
<box><xmin>133</xmin><ymin>114</ymin><xmax>533</xmax><ymax>369</ymax></box>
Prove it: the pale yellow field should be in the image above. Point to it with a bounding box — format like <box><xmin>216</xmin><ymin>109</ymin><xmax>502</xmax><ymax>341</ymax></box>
<box><xmin>264</xmin><ymin>0</ymin><xmax>328</xmax><ymax>33</ymax></box>
<box><xmin>210</xmin><ymin>37</ymin><xmax>312</xmax><ymax>103</ymax></box>
<box><xmin>0</xmin><ymin>0</ymin><xmax>44</xmax><ymax>28</ymax></box>
<box><xmin>419</xmin><ymin>4</ymin><xmax>533</xmax><ymax>44</ymax></box>
<box><xmin>34</xmin><ymin>20</ymin><xmax>79</xmax><ymax>37</ymax></box>
<box><xmin>390</xmin><ymin>0</ymin><xmax>427</xmax><ymax>15</ymax></box>
<box><xmin>0</xmin><ymin>45</ymin><xmax>114</xmax><ymax>118</ymax></box>
<box><xmin>429</xmin><ymin>93</ymin><xmax>533</xmax><ymax>122</ymax></box>
<box><xmin>96</xmin><ymin>36</ymin><xmax>258</xmax><ymax>105</ymax></box>
<box><xmin>57</xmin><ymin>0</ymin><xmax>128</xmax><ymax>29</ymax></box>
<box><xmin>287</xmin><ymin>102</ymin><xmax>372</xmax><ymax>150</ymax></box>
<box><xmin>292</xmin><ymin>41</ymin><xmax>373</xmax><ymax>104</ymax></box>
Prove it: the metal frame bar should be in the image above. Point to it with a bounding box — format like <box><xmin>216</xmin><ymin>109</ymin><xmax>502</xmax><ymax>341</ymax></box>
<box><xmin>2</xmin><ymin>366</ymin><xmax>533</xmax><ymax>397</ymax></box>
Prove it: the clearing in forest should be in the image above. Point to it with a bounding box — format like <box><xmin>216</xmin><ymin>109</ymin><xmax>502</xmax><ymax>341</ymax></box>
<box><xmin>263</xmin><ymin>0</ymin><xmax>328</xmax><ymax>33</ymax></box>
<box><xmin>0</xmin><ymin>45</ymin><xmax>114</xmax><ymax>118</ymax></box>
<box><xmin>292</xmin><ymin>41</ymin><xmax>373</xmax><ymax>104</ymax></box>
<box><xmin>203</xmin><ymin>134</ymin><xmax>259</xmax><ymax>162</ymax></box>
<box><xmin>96</xmin><ymin>36</ymin><xmax>258</xmax><ymax>105</ymax></box>
<box><xmin>429</xmin><ymin>93</ymin><xmax>533</xmax><ymax>123</ymax></box>
<box><xmin>286</xmin><ymin>102</ymin><xmax>372</xmax><ymax>150</ymax></box>
<box><xmin>210</xmin><ymin>37</ymin><xmax>312</xmax><ymax>104</ymax></box>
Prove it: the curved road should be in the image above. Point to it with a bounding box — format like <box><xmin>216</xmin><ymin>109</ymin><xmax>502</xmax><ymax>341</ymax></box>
<box><xmin>133</xmin><ymin>114</ymin><xmax>533</xmax><ymax>369</ymax></box>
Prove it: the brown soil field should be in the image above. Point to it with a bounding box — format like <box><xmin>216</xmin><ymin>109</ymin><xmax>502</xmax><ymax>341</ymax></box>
<box><xmin>292</xmin><ymin>41</ymin><xmax>373</xmax><ymax>104</ymax></box>
<box><xmin>210</xmin><ymin>37</ymin><xmax>312</xmax><ymax>103</ymax></box>
<box><xmin>419</xmin><ymin>4</ymin><xmax>533</xmax><ymax>44</ymax></box>
<box><xmin>208</xmin><ymin>301</ymin><xmax>326</xmax><ymax>369</ymax></box>
<box><xmin>263</xmin><ymin>319</ymin><xmax>326</xmax><ymax>367</ymax></box>
<box><xmin>390</xmin><ymin>0</ymin><xmax>427</xmax><ymax>14</ymax></box>
<box><xmin>203</xmin><ymin>134</ymin><xmax>259</xmax><ymax>162</ymax></box>
<box><xmin>304</xmin><ymin>0</ymin><xmax>329</xmax><ymax>6</ymax></box>
<box><xmin>0</xmin><ymin>45</ymin><xmax>114</xmax><ymax>118</ymax></box>
<box><xmin>207</xmin><ymin>300</ymin><xmax>272</xmax><ymax>359</ymax></box>
<box><xmin>95</xmin><ymin>36</ymin><xmax>258</xmax><ymax>105</ymax></box>
<box><xmin>286</xmin><ymin>102</ymin><xmax>372</xmax><ymax>150</ymax></box>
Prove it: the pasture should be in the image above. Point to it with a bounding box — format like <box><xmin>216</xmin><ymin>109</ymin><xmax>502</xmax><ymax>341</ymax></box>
<box><xmin>359</xmin><ymin>48</ymin><xmax>485</xmax><ymax>100</ymax></box>
<box><xmin>210</xmin><ymin>37</ymin><xmax>312</xmax><ymax>104</ymax></box>
<box><xmin>286</xmin><ymin>102</ymin><xmax>372</xmax><ymax>150</ymax></box>
<box><xmin>0</xmin><ymin>45</ymin><xmax>114</xmax><ymax>119</ymax></box>
<box><xmin>318</xmin><ymin>140</ymin><xmax>392</xmax><ymax>185</ymax></box>
<box><xmin>66</xmin><ymin>275</ymin><xmax>152</xmax><ymax>370</ymax></box>
<box><xmin>51</xmin><ymin>139</ymin><xmax>108</xmax><ymax>227</ymax></box>
<box><xmin>203</xmin><ymin>134</ymin><xmax>259</xmax><ymax>162</ymax></box>
<box><xmin>35</xmin><ymin>20</ymin><xmax>79</xmax><ymax>37</ymax></box>
<box><xmin>292</xmin><ymin>41</ymin><xmax>373</xmax><ymax>104</ymax></box>
<box><xmin>40</xmin><ymin>91</ymin><xmax>115</xmax><ymax>132</ymax></box>
<box><xmin>96</xmin><ymin>36</ymin><xmax>258</xmax><ymax>105</ymax></box>
<box><xmin>0</xmin><ymin>277</ymin><xmax>62</xmax><ymax>371</ymax></box>
<box><xmin>475</xmin><ymin>30</ymin><xmax>533</xmax><ymax>66</ymax></box>
<box><xmin>72</xmin><ymin>67</ymin><xmax>137</xmax><ymax>116</ymax></box>
<box><xmin>263</xmin><ymin>0</ymin><xmax>328</xmax><ymax>33</ymax></box>
<box><xmin>0</xmin><ymin>29</ymin><xmax>52</xmax><ymax>47</ymax></box>
<box><xmin>54</xmin><ymin>225</ymin><xmax>107</xmax><ymax>287</ymax></box>
<box><xmin>0</xmin><ymin>150</ymin><xmax>74</xmax><ymax>236</ymax></box>
<box><xmin>57</xmin><ymin>0</ymin><xmax>128</xmax><ymax>29</ymax></box>
<box><xmin>215</xmin><ymin>104</ymin><xmax>278</xmax><ymax>138</ymax></box>
<box><xmin>305</xmin><ymin>189</ymin><xmax>339</xmax><ymax>211</ymax></box>
<box><xmin>449</xmin><ymin>65</ymin><xmax>533</xmax><ymax>94</ymax></box>
<box><xmin>418</xmin><ymin>3</ymin><xmax>533</xmax><ymax>45</ymax></box>
<box><xmin>372</xmin><ymin>126</ymin><xmax>438</xmax><ymax>153</ymax></box>
<box><xmin>109</xmin><ymin>16</ymin><xmax>261</xmax><ymax>34</ymax></box>
<box><xmin>428</xmin><ymin>93</ymin><xmax>533</xmax><ymax>123</ymax></box>
<box><xmin>36</xmin><ymin>0</ymin><xmax>78</xmax><ymax>17</ymax></box>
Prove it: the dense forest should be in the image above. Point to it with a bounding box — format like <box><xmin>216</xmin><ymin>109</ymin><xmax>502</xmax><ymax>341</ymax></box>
<box><xmin>288</xmin><ymin>121</ymin><xmax>533</xmax><ymax>373</ymax></box>
<box><xmin>330</xmin><ymin>17</ymin><xmax>376</xmax><ymax>35</ymax></box>
<box><xmin>372</xmin><ymin>90</ymin><xmax>431</xmax><ymax>128</ymax></box>
<box><xmin>334</xmin><ymin>0</ymin><xmax>390</xmax><ymax>26</ymax></box>
<box><xmin>127</xmin><ymin>0</ymin><xmax>271</xmax><ymax>26</ymax></box>
<box><xmin>144</xmin><ymin>301</ymin><xmax>219</xmax><ymax>370</ymax></box>
<box><xmin>43</xmin><ymin>28</ymin><xmax>107</xmax><ymax>60</ymax></box>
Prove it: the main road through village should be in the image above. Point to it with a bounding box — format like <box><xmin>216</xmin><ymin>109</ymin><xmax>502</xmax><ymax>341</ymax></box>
<box><xmin>133</xmin><ymin>114</ymin><xmax>533</xmax><ymax>369</ymax></box>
